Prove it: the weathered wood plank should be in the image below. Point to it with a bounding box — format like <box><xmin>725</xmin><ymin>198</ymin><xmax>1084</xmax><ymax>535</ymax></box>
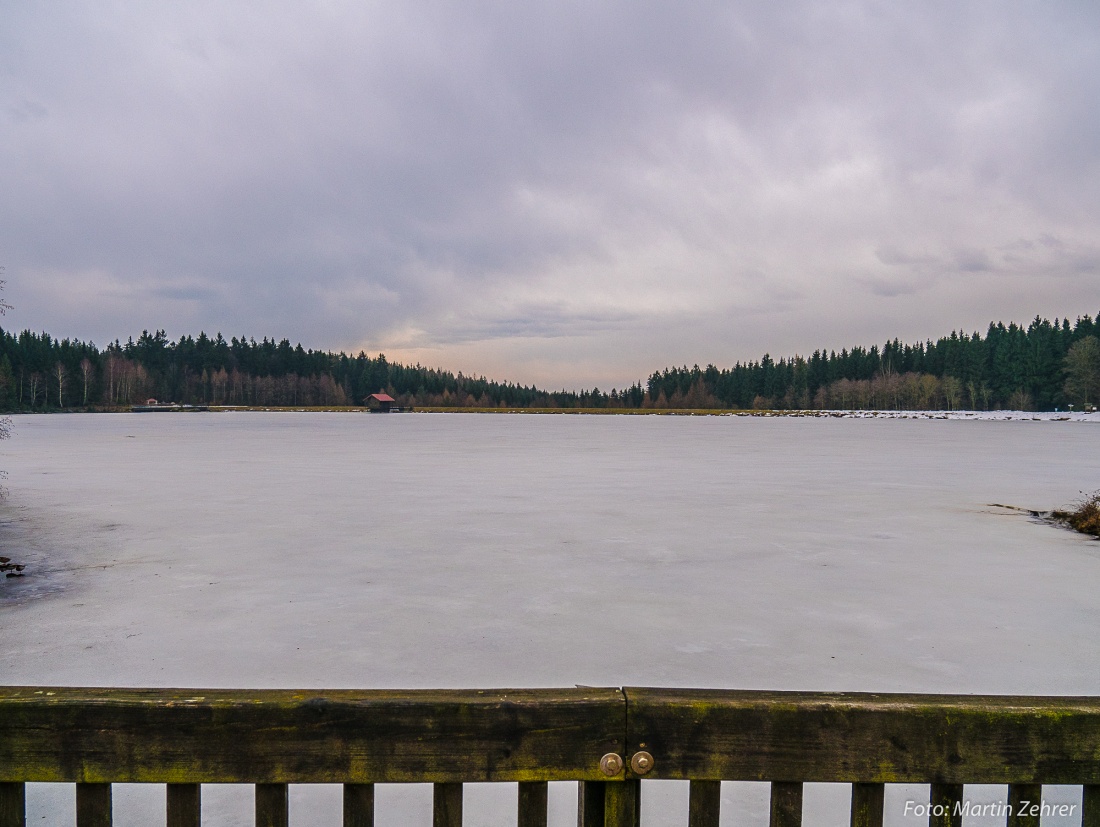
<box><xmin>928</xmin><ymin>783</ymin><xmax>961</xmax><ymax>827</ymax></box>
<box><xmin>518</xmin><ymin>781</ymin><xmax>547</xmax><ymax>827</ymax></box>
<box><xmin>850</xmin><ymin>783</ymin><xmax>883</xmax><ymax>827</ymax></box>
<box><xmin>688</xmin><ymin>780</ymin><xmax>721</xmax><ymax>827</ymax></box>
<box><xmin>6</xmin><ymin>686</ymin><xmax>1100</xmax><ymax>790</ymax></box>
<box><xmin>624</xmin><ymin>688</ymin><xmax>1100</xmax><ymax>783</ymax></box>
<box><xmin>433</xmin><ymin>782</ymin><xmax>462</xmax><ymax>827</ymax></box>
<box><xmin>0</xmin><ymin>782</ymin><xmax>24</xmax><ymax>827</ymax></box>
<box><xmin>343</xmin><ymin>783</ymin><xmax>374</xmax><ymax>827</ymax></box>
<box><xmin>76</xmin><ymin>782</ymin><xmax>111</xmax><ymax>827</ymax></box>
<box><xmin>1007</xmin><ymin>784</ymin><xmax>1041</xmax><ymax>827</ymax></box>
<box><xmin>255</xmin><ymin>783</ymin><xmax>287</xmax><ymax>827</ymax></box>
<box><xmin>1084</xmin><ymin>785</ymin><xmax>1099</xmax><ymax>827</ymax></box>
<box><xmin>604</xmin><ymin>780</ymin><xmax>639</xmax><ymax>827</ymax></box>
<box><xmin>0</xmin><ymin>686</ymin><xmax>625</xmax><ymax>783</ymax></box>
<box><xmin>167</xmin><ymin>783</ymin><xmax>200</xmax><ymax>827</ymax></box>
<box><xmin>770</xmin><ymin>782</ymin><xmax>803</xmax><ymax>827</ymax></box>
<box><xmin>578</xmin><ymin>781</ymin><xmax>605</xmax><ymax>827</ymax></box>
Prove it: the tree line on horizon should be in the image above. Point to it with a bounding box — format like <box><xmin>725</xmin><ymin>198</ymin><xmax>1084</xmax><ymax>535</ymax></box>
<box><xmin>0</xmin><ymin>329</ymin><xmax>605</xmax><ymax>411</ymax></box>
<box><xmin>0</xmin><ymin>311</ymin><xmax>1098</xmax><ymax>412</ymax></box>
<box><xmin>646</xmin><ymin>313</ymin><xmax>1100</xmax><ymax>412</ymax></box>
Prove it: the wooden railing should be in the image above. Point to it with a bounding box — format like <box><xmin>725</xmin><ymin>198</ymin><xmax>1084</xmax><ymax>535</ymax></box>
<box><xmin>2</xmin><ymin>686</ymin><xmax>1099</xmax><ymax>827</ymax></box>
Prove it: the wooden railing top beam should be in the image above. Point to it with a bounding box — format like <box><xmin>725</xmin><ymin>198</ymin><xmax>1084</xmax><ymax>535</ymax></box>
<box><xmin>624</xmin><ymin>687</ymin><xmax>1100</xmax><ymax>785</ymax></box>
<box><xmin>0</xmin><ymin>686</ymin><xmax>626</xmax><ymax>784</ymax></box>
<box><xmin>3</xmin><ymin>686</ymin><xmax>1100</xmax><ymax>786</ymax></box>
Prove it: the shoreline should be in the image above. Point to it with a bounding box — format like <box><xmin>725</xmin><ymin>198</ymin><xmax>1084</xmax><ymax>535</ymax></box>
<box><xmin>4</xmin><ymin>406</ymin><xmax>1099</xmax><ymax>421</ymax></box>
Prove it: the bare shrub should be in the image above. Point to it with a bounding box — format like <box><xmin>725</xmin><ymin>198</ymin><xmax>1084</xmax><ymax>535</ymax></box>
<box><xmin>1052</xmin><ymin>491</ymin><xmax>1100</xmax><ymax>538</ymax></box>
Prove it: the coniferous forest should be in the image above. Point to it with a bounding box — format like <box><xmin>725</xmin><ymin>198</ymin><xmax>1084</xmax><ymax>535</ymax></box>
<box><xmin>0</xmin><ymin>311</ymin><xmax>1098</xmax><ymax>412</ymax></box>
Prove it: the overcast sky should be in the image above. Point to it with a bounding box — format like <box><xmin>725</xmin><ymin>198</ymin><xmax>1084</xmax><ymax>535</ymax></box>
<box><xmin>2</xmin><ymin>2</ymin><xmax>1098</xmax><ymax>389</ymax></box>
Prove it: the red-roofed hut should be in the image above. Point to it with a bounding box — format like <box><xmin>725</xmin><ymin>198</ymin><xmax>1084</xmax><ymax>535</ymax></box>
<box><xmin>367</xmin><ymin>392</ymin><xmax>395</xmax><ymax>412</ymax></box>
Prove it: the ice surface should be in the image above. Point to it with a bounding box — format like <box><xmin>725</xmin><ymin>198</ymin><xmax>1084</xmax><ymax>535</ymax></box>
<box><xmin>2</xmin><ymin>412</ymin><xmax>1097</xmax><ymax>826</ymax></box>
<box><xmin>743</xmin><ymin>410</ymin><xmax>1100</xmax><ymax>421</ymax></box>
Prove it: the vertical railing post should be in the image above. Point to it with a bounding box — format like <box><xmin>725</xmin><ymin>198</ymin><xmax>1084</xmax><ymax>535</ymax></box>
<box><xmin>850</xmin><ymin>783</ymin><xmax>884</xmax><ymax>827</ymax></box>
<box><xmin>518</xmin><ymin>781</ymin><xmax>548</xmax><ymax>827</ymax></box>
<box><xmin>255</xmin><ymin>783</ymin><xmax>288</xmax><ymax>827</ymax></box>
<box><xmin>689</xmin><ymin>780</ymin><xmax>721</xmax><ymax>827</ymax></box>
<box><xmin>929</xmin><ymin>784</ymin><xmax>962</xmax><ymax>827</ymax></box>
<box><xmin>433</xmin><ymin>782</ymin><xmax>462</xmax><ymax>827</ymax></box>
<box><xmin>0</xmin><ymin>783</ymin><xmax>25</xmax><ymax>827</ymax></box>
<box><xmin>578</xmin><ymin>781</ymin><xmax>606</xmax><ymax>827</ymax></box>
<box><xmin>604</xmin><ymin>780</ymin><xmax>639</xmax><ymax>827</ymax></box>
<box><xmin>167</xmin><ymin>783</ymin><xmax>200</xmax><ymax>827</ymax></box>
<box><xmin>1007</xmin><ymin>785</ymin><xmax>1042</xmax><ymax>827</ymax></box>
<box><xmin>76</xmin><ymin>783</ymin><xmax>112</xmax><ymax>827</ymax></box>
<box><xmin>343</xmin><ymin>783</ymin><xmax>375</xmax><ymax>827</ymax></box>
<box><xmin>1083</xmin><ymin>786</ymin><xmax>1099</xmax><ymax>827</ymax></box>
<box><xmin>770</xmin><ymin>782</ymin><xmax>803</xmax><ymax>827</ymax></box>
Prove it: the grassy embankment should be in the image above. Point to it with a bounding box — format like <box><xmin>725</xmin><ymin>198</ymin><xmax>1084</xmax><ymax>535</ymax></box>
<box><xmin>11</xmin><ymin>406</ymin><xmax>762</xmax><ymax>414</ymax></box>
<box><xmin>211</xmin><ymin>406</ymin><xmax>911</xmax><ymax>415</ymax></box>
<box><xmin>21</xmin><ymin>405</ymin><xmax>942</xmax><ymax>415</ymax></box>
<box><xmin>165</xmin><ymin>406</ymin><xmax>764</xmax><ymax>415</ymax></box>
<box><xmin>203</xmin><ymin>406</ymin><xmax>866</xmax><ymax>415</ymax></box>
<box><xmin>409</xmin><ymin>407</ymin><xmax>752</xmax><ymax>415</ymax></box>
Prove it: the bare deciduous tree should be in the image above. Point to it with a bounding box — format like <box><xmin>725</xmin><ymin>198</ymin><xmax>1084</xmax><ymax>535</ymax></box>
<box><xmin>1064</xmin><ymin>336</ymin><xmax>1100</xmax><ymax>407</ymax></box>
<box><xmin>0</xmin><ymin>275</ymin><xmax>10</xmax><ymax>501</ymax></box>
<box><xmin>1007</xmin><ymin>388</ymin><xmax>1035</xmax><ymax>411</ymax></box>
<box><xmin>81</xmin><ymin>358</ymin><xmax>94</xmax><ymax>406</ymax></box>
<box><xmin>0</xmin><ymin>270</ymin><xmax>11</xmax><ymax>316</ymax></box>
<box><xmin>942</xmin><ymin>376</ymin><xmax>963</xmax><ymax>410</ymax></box>
<box><xmin>54</xmin><ymin>362</ymin><xmax>67</xmax><ymax>408</ymax></box>
<box><xmin>28</xmin><ymin>373</ymin><xmax>42</xmax><ymax>407</ymax></box>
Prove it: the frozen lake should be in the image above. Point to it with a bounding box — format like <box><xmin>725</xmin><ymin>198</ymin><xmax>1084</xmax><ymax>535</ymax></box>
<box><xmin>2</xmin><ymin>412</ymin><xmax>1098</xmax><ymax>826</ymax></box>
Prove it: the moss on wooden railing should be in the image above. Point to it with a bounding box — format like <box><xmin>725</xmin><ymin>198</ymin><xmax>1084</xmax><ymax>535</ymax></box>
<box><xmin>2</xmin><ymin>686</ymin><xmax>1099</xmax><ymax>827</ymax></box>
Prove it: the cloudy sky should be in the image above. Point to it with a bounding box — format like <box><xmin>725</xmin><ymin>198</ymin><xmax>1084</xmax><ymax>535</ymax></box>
<box><xmin>2</xmin><ymin>2</ymin><xmax>1098</xmax><ymax>389</ymax></box>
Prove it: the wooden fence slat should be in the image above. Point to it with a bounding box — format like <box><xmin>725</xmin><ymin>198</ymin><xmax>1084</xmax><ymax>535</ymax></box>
<box><xmin>255</xmin><ymin>783</ymin><xmax>287</xmax><ymax>827</ymax></box>
<box><xmin>1083</xmin><ymin>785</ymin><xmax>1099</xmax><ymax>827</ymax></box>
<box><xmin>0</xmin><ymin>783</ymin><xmax>25</xmax><ymax>827</ymax></box>
<box><xmin>433</xmin><ymin>782</ymin><xmax>462</xmax><ymax>827</ymax></box>
<box><xmin>578</xmin><ymin>781</ymin><xmax>605</xmax><ymax>827</ymax></box>
<box><xmin>76</xmin><ymin>783</ymin><xmax>112</xmax><ymax>827</ymax></box>
<box><xmin>770</xmin><ymin>782</ymin><xmax>803</xmax><ymax>827</ymax></box>
<box><xmin>431</xmin><ymin>783</ymin><xmax>462</xmax><ymax>827</ymax></box>
<box><xmin>1007</xmin><ymin>784</ymin><xmax>1042</xmax><ymax>827</ymax></box>
<box><xmin>850</xmin><ymin>783</ymin><xmax>884</xmax><ymax>827</ymax></box>
<box><xmin>518</xmin><ymin>781</ymin><xmax>548</xmax><ymax>827</ymax></box>
<box><xmin>343</xmin><ymin>783</ymin><xmax>374</xmax><ymax>827</ymax></box>
<box><xmin>167</xmin><ymin>783</ymin><xmax>200</xmax><ymax>827</ymax></box>
<box><xmin>603</xmin><ymin>780</ymin><xmax>639</xmax><ymax>827</ymax></box>
<box><xmin>928</xmin><ymin>784</ymin><xmax>962</xmax><ymax>827</ymax></box>
<box><xmin>688</xmin><ymin>780</ymin><xmax>721</xmax><ymax>827</ymax></box>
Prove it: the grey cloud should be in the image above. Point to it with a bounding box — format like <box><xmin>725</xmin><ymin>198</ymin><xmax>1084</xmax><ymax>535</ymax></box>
<box><xmin>874</xmin><ymin>247</ymin><xmax>939</xmax><ymax>267</ymax></box>
<box><xmin>6</xmin><ymin>98</ymin><xmax>47</xmax><ymax>123</ymax></box>
<box><xmin>954</xmin><ymin>249</ymin><xmax>994</xmax><ymax>273</ymax></box>
<box><xmin>2</xmin><ymin>1</ymin><xmax>1099</xmax><ymax>387</ymax></box>
<box><xmin>146</xmin><ymin>285</ymin><xmax>223</xmax><ymax>303</ymax></box>
<box><xmin>434</xmin><ymin>306</ymin><xmax>641</xmax><ymax>345</ymax></box>
<box><xmin>859</xmin><ymin>277</ymin><xmax>923</xmax><ymax>299</ymax></box>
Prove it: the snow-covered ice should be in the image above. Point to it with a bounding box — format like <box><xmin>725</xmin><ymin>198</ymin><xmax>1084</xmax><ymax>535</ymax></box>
<box><xmin>745</xmin><ymin>409</ymin><xmax>1100</xmax><ymax>422</ymax></box>
<box><xmin>2</xmin><ymin>412</ymin><xmax>1097</xmax><ymax>826</ymax></box>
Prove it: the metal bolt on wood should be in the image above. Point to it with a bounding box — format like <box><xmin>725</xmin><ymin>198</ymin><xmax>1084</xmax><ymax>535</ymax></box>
<box><xmin>600</xmin><ymin>753</ymin><xmax>624</xmax><ymax>777</ymax></box>
<box><xmin>630</xmin><ymin>751</ymin><xmax>654</xmax><ymax>775</ymax></box>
